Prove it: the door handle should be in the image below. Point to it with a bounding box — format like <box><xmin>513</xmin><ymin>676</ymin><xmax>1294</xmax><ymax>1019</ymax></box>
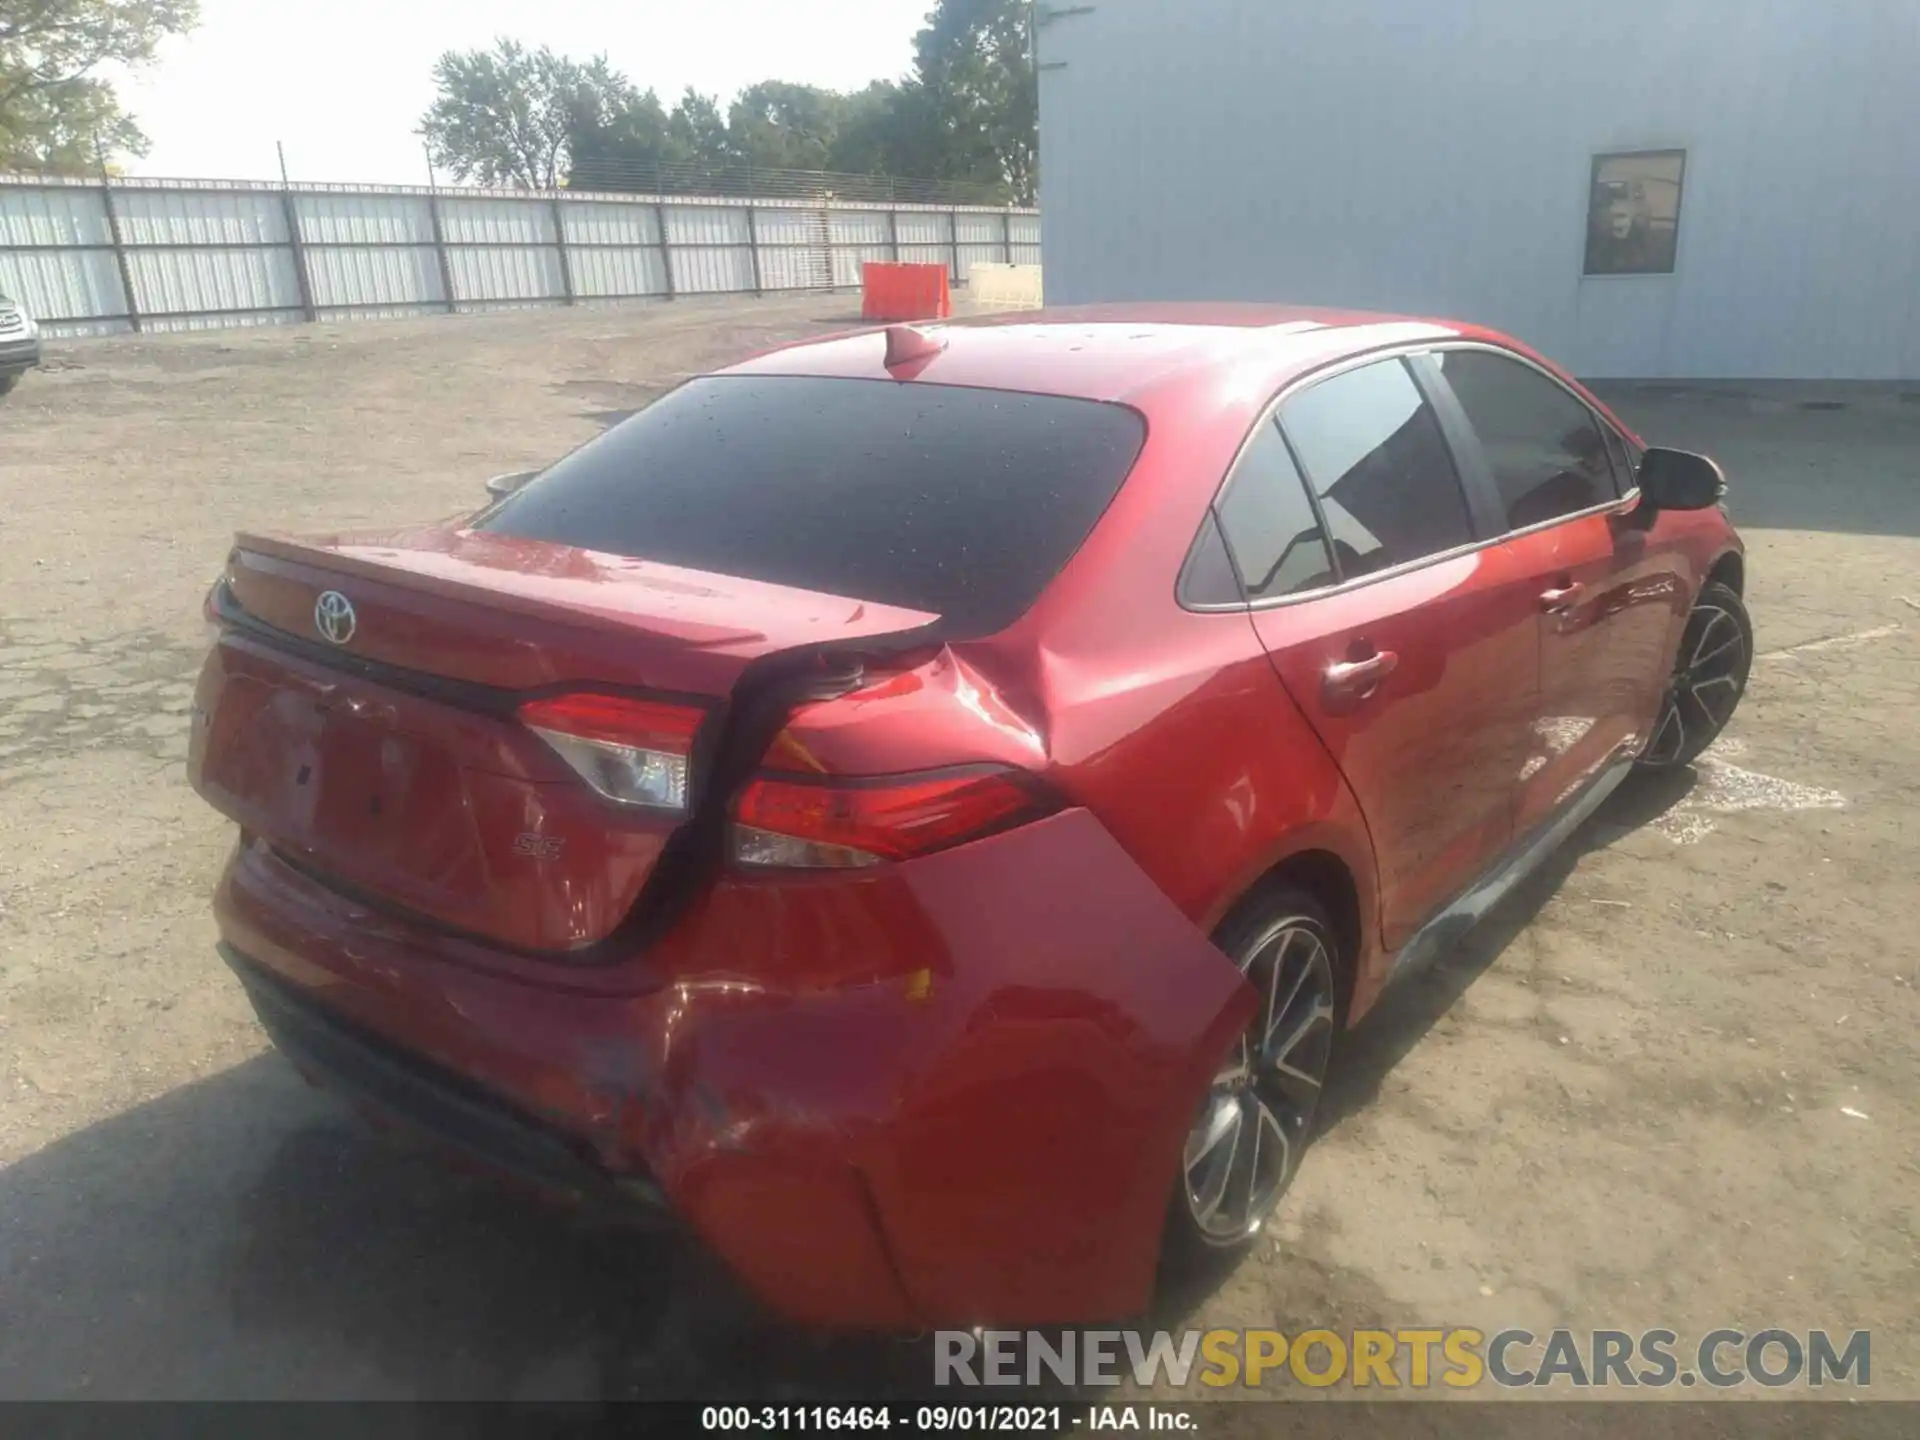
<box><xmin>1323</xmin><ymin>649</ymin><xmax>1399</xmax><ymax>703</ymax></box>
<box><xmin>1539</xmin><ymin>582</ymin><xmax>1586</xmax><ymax>612</ymax></box>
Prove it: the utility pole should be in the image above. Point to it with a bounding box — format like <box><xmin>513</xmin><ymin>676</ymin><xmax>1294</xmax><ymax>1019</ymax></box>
<box><xmin>277</xmin><ymin>141</ymin><xmax>317</xmax><ymax>322</ymax></box>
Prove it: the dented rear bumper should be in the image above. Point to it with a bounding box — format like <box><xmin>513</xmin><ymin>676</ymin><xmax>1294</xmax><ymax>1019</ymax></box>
<box><xmin>213</xmin><ymin>808</ymin><xmax>1255</xmax><ymax>1328</ymax></box>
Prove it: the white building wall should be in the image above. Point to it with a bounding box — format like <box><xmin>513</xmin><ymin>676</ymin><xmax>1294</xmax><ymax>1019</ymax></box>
<box><xmin>1037</xmin><ymin>0</ymin><xmax>1920</xmax><ymax>379</ymax></box>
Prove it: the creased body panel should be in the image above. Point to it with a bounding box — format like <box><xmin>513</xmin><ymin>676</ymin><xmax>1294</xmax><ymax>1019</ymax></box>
<box><xmin>214</xmin><ymin>808</ymin><xmax>1255</xmax><ymax>1327</ymax></box>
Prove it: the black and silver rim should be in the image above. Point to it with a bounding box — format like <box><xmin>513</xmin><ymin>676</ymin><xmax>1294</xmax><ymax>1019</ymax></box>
<box><xmin>1183</xmin><ymin>919</ymin><xmax>1336</xmax><ymax>1245</ymax></box>
<box><xmin>1644</xmin><ymin>599</ymin><xmax>1747</xmax><ymax>768</ymax></box>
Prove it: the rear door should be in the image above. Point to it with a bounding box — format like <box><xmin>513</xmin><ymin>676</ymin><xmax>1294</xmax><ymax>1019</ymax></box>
<box><xmin>1230</xmin><ymin>356</ymin><xmax>1541</xmax><ymax>950</ymax></box>
<box><xmin>1422</xmin><ymin>347</ymin><xmax>1681</xmax><ymax>835</ymax></box>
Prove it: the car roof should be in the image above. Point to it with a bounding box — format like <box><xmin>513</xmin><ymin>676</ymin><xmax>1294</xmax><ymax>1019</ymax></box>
<box><xmin>723</xmin><ymin>303</ymin><xmax>1476</xmax><ymax>406</ymax></box>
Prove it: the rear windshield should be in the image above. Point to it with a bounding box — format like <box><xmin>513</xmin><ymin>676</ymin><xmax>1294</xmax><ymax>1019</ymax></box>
<box><xmin>478</xmin><ymin>375</ymin><xmax>1147</xmax><ymax>634</ymax></box>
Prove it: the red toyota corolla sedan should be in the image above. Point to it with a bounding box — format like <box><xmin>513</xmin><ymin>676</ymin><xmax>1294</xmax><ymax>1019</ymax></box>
<box><xmin>187</xmin><ymin>305</ymin><xmax>1749</xmax><ymax>1329</ymax></box>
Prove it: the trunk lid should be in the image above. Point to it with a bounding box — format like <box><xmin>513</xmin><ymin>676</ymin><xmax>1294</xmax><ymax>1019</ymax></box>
<box><xmin>188</xmin><ymin>524</ymin><xmax>936</xmax><ymax>955</ymax></box>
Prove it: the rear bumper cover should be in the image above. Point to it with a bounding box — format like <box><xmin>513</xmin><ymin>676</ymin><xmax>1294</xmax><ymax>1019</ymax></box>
<box><xmin>214</xmin><ymin>810</ymin><xmax>1254</xmax><ymax>1329</ymax></box>
<box><xmin>222</xmin><ymin>942</ymin><xmax>669</xmax><ymax>1218</ymax></box>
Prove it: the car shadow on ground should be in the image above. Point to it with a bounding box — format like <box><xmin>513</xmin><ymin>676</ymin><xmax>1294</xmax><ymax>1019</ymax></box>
<box><xmin>0</xmin><ymin>1054</ymin><xmax>951</xmax><ymax>1401</ymax></box>
<box><xmin>1319</xmin><ymin>763</ymin><xmax>1700</xmax><ymax>1134</ymax></box>
<box><xmin>0</xmin><ymin>772</ymin><xmax>1701</xmax><ymax>1404</ymax></box>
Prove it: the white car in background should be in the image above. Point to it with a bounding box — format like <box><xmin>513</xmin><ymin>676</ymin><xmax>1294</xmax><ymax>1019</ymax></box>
<box><xmin>0</xmin><ymin>292</ymin><xmax>43</xmax><ymax>398</ymax></box>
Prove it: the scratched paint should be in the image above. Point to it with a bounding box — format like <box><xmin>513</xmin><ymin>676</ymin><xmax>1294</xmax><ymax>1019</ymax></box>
<box><xmin>1653</xmin><ymin>746</ymin><xmax>1847</xmax><ymax>845</ymax></box>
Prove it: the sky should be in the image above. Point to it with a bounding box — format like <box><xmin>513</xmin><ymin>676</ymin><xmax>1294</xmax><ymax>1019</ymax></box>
<box><xmin>110</xmin><ymin>0</ymin><xmax>925</xmax><ymax>184</ymax></box>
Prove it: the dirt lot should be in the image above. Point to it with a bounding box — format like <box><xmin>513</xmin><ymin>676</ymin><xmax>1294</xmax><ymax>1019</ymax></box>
<box><xmin>1</xmin><ymin>297</ymin><xmax>1916</xmax><ymax>1404</ymax></box>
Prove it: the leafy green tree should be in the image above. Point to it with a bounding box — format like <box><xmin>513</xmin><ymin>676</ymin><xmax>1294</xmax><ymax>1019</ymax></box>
<box><xmin>567</xmin><ymin>85</ymin><xmax>678</xmax><ymax>191</ymax></box>
<box><xmin>911</xmin><ymin>0</ymin><xmax>1037</xmax><ymax>203</ymax></box>
<box><xmin>0</xmin><ymin>0</ymin><xmax>199</xmax><ymax>172</ymax></box>
<box><xmin>423</xmin><ymin>0</ymin><xmax>1042</xmax><ymax>200</ymax></box>
<box><xmin>727</xmin><ymin>81</ymin><xmax>845</xmax><ymax>172</ymax></box>
<box><xmin>419</xmin><ymin>39</ymin><xmax>640</xmax><ymax>189</ymax></box>
<box><xmin>668</xmin><ymin>88</ymin><xmax>729</xmax><ymax>166</ymax></box>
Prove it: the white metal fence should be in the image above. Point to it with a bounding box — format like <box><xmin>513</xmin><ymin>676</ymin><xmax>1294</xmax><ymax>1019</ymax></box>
<box><xmin>0</xmin><ymin>175</ymin><xmax>1043</xmax><ymax>338</ymax></box>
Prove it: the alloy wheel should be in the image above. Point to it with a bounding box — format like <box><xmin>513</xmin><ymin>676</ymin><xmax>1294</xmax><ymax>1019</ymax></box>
<box><xmin>1182</xmin><ymin>918</ymin><xmax>1336</xmax><ymax>1244</ymax></box>
<box><xmin>1643</xmin><ymin>598</ymin><xmax>1749</xmax><ymax>769</ymax></box>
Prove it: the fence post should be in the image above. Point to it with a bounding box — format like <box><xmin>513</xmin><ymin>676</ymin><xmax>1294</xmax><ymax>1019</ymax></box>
<box><xmin>425</xmin><ymin>186</ymin><xmax>457</xmax><ymax>314</ymax></box>
<box><xmin>550</xmin><ymin>195</ymin><xmax>576</xmax><ymax>306</ymax></box>
<box><xmin>746</xmin><ymin>205</ymin><xmax>764</xmax><ymax>296</ymax></box>
<box><xmin>98</xmin><ymin>179</ymin><xmax>141</xmax><ymax>333</ymax></box>
<box><xmin>948</xmin><ymin>208</ymin><xmax>962</xmax><ymax>287</ymax></box>
<box><xmin>276</xmin><ymin>141</ymin><xmax>315</xmax><ymax>323</ymax></box>
<box><xmin>279</xmin><ymin>190</ymin><xmax>316</xmax><ymax>323</ymax></box>
<box><xmin>656</xmin><ymin>201</ymin><xmax>676</xmax><ymax>300</ymax></box>
<box><xmin>886</xmin><ymin>207</ymin><xmax>900</xmax><ymax>264</ymax></box>
<box><xmin>1002</xmin><ymin>209</ymin><xmax>1015</xmax><ymax>265</ymax></box>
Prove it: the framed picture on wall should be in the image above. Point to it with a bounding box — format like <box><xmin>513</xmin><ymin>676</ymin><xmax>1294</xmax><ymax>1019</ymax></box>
<box><xmin>1585</xmin><ymin>150</ymin><xmax>1686</xmax><ymax>275</ymax></box>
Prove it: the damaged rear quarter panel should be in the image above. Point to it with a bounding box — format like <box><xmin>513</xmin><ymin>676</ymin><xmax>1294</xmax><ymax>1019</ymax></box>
<box><xmin>634</xmin><ymin>808</ymin><xmax>1257</xmax><ymax>1325</ymax></box>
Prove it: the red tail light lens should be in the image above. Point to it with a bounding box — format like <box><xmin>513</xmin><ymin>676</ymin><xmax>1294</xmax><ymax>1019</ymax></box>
<box><xmin>518</xmin><ymin>693</ymin><xmax>706</xmax><ymax>812</ymax></box>
<box><xmin>730</xmin><ymin>768</ymin><xmax>1056</xmax><ymax>869</ymax></box>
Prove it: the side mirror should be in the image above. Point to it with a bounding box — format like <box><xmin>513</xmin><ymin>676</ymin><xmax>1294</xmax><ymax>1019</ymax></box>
<box><xmin>1636</xmin><ymin>447</ymin><xmax>1725</xmax><ymax>511</ymax></box>
<box><xmin>485</xmin><ymin>469</ymin><xmax>539</xmax><ymax>500</ymax></box>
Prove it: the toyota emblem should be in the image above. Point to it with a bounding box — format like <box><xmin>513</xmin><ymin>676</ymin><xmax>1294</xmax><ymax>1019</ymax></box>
<box><xmin>314</xmin><ymin>590</ymin><xmax>357</xmax><ymax>646</ymax></box>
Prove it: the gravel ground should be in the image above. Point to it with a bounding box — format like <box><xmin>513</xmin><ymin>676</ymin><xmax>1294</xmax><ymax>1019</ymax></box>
<box><xmin>0</xmin><ymin>298</ymin><xmax>1915</xmax><ymax>1405</ymax></box>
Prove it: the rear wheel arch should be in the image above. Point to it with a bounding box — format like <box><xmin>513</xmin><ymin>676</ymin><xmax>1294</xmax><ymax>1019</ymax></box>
<box><xmin>1706</xmin><ymin>551</ymin><xmax>1744</xmax><ymax>596</ymax></box>
<box><xmin>1214</xmin><ymin>848</ymin><xmax>1363</xmax><ymax>1017</ymax></box>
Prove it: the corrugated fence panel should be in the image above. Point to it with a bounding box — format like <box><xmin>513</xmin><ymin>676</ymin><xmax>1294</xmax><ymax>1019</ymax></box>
<box><xmin>307</xmin><ymin>244</ymin><xmax>444</xmax><ymax>310</ymax></box>
<box><xmin>0</xmin><ymin>248</ymin><xmax>127</xmax><ymax>330</ymax></box>
<box><xmin>752</xmin><ymin>206</ymin><xmax>816</xmax><ymax>246</ymax></box>
<box><xmin>297</xmin><ymin>193</ymin><xmax>435</xmax><ymax>246</ymax></box>
<box><xmin>0</xmin><ymin>184</ymin><xmax>112</xmax><ymax>246</ymax></box>
<box><xmin>437</xmin><ymin>196</ymin><xmax>555</xmax><ymax>246</ymax></box>
<box><xmin>954</xmin><ymin>212</ymin><xmax>1003</xmax><ymax>244</ymax></box>
<box><xmin>665</xmin><ymin>203</ymin><xmax>749</xmax><ymax>249</ymax></box>
<box><xmin>562</xmin><ymin>201</ymin><xmax>659</xmax><ymax>247</ymax></box>
<box><xmin>833</xmin><ymin>245</ymin><xmax>892</xmax><ymax>287</ymax></box>
<box><xmin>0</xmin><ymin>179</ymin><xmax>1037</xmax><ymax>331</ymax></box>
<box><xmin>569</xmin><ymin>243</ymin><xmax>667</xmax><ymax>298</ymax></box>
<box><xmin>757</xmin><ymin>245</ymin><xmax>816</xmax><ymax>291</ymax></box>
<box><xmin>894</xmin><ymin>209</ymin><xmax>952</xmax><ymax>270</ymax></box>
<box><xmin>894</xmin><ymin>211</ymin><xmax>951</xmax><ymax>246</ymax></box>
<box><xmin>830</xmin><ymin>209</ymin><xmax>890</xmax><ymax>246</ymax></box>
<box><xmin>447</xmin><ymin>244</ymin><xmax>564</xmax><ymax>304</ymax></box>
<box><xmin>126</xmin><ymin>244</ymin><xmax>299</xmax><ymax>320</ymax></box>
<box><xmin>672</xmin><ymin>244</ymin><xmax>756</xmax><ymax>294</ymax></box>
<box><xmin>114</xmin><ymin>188</ymin><xmax>286</xmax><ymax>246</ymax></box>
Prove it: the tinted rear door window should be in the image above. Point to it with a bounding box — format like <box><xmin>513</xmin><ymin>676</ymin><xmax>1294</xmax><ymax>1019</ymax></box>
<box><xmin>1433</xmin><ymin>350</ymin><xmax>1616</xmax><ymax>528</ymax></box>
<box><xmin>1214</xmin><ymin>419</ymin><xmax>1335</xmax><ymax>600</ymax></box>
<box><xmin>479</xmin><ymin>376</ymin><xmax>1147</xmax><ymax>634</ymax></box>
<box><xmin>1279</xmin><ymin>359</ymin><xmax>1475</xmax><ymax>578</ymax></box>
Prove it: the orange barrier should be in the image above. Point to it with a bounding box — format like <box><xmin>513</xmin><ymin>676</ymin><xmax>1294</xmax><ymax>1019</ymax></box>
<box><xmin>861</xmin><ymin>262</ymin><xmax>952</xmax><ymax>322</ymax></box>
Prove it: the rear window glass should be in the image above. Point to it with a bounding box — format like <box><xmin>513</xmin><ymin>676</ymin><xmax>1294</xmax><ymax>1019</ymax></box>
<box><xmin>479</xmin><ymin>375</ymin><xmax>1147</xmax><ymax>634</ymax></box>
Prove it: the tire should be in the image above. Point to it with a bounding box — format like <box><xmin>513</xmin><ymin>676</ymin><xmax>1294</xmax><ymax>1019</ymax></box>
<box><xmin>0</xmin><ymin>373</ymin><xmax>18</xmax><ymax>398</ymax></box>
<box><xmin>1638</xmin><ymin>581</ymin><xmax>1753</xmax><ymax>773</ymax></box>
<box><xmin>1162</xmin><ymin>884</ymin><xmax>1347</xmax><ymax>1272</ymax></box>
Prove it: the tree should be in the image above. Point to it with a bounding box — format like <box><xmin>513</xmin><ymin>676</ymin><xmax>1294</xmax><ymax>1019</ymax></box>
<box><xmin>0</xmin><ymin>0</ymin><xmax>199</xmax><ymax>172</ymax></box>
<box><xmin>567</xmin><ymin>85</ymin><xmax>677</xmax><ymax>191</ymax></box>
<box><xmin>418</xmin><ymin>39</ymin><xmax>639</xmax><ymax>190</ymax></box>
<box><xmin>727</xmin><ymin>81</ymin><xmax>846</xmax><ymax>173</ymax></box>
<box><xmin>912</xmin><ymin>0</ymin><xmax>1038</xmax><ymax>204</ymax></box>
<box><xmin>668</xmin><ymin>88</ymin><xmax>728</xmax><ymax>167</ymax></box>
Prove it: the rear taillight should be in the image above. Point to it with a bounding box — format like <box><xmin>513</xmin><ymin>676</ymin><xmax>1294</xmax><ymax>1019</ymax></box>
<box><xmin>518</xmin><ymin>692</ymin><xmax>706</xmax><ymax>812</ymax></box>
<box><xmin>730</xmin><ymin>767</ymin><xmax>1056</xmax><ymax>869</ymax></box>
